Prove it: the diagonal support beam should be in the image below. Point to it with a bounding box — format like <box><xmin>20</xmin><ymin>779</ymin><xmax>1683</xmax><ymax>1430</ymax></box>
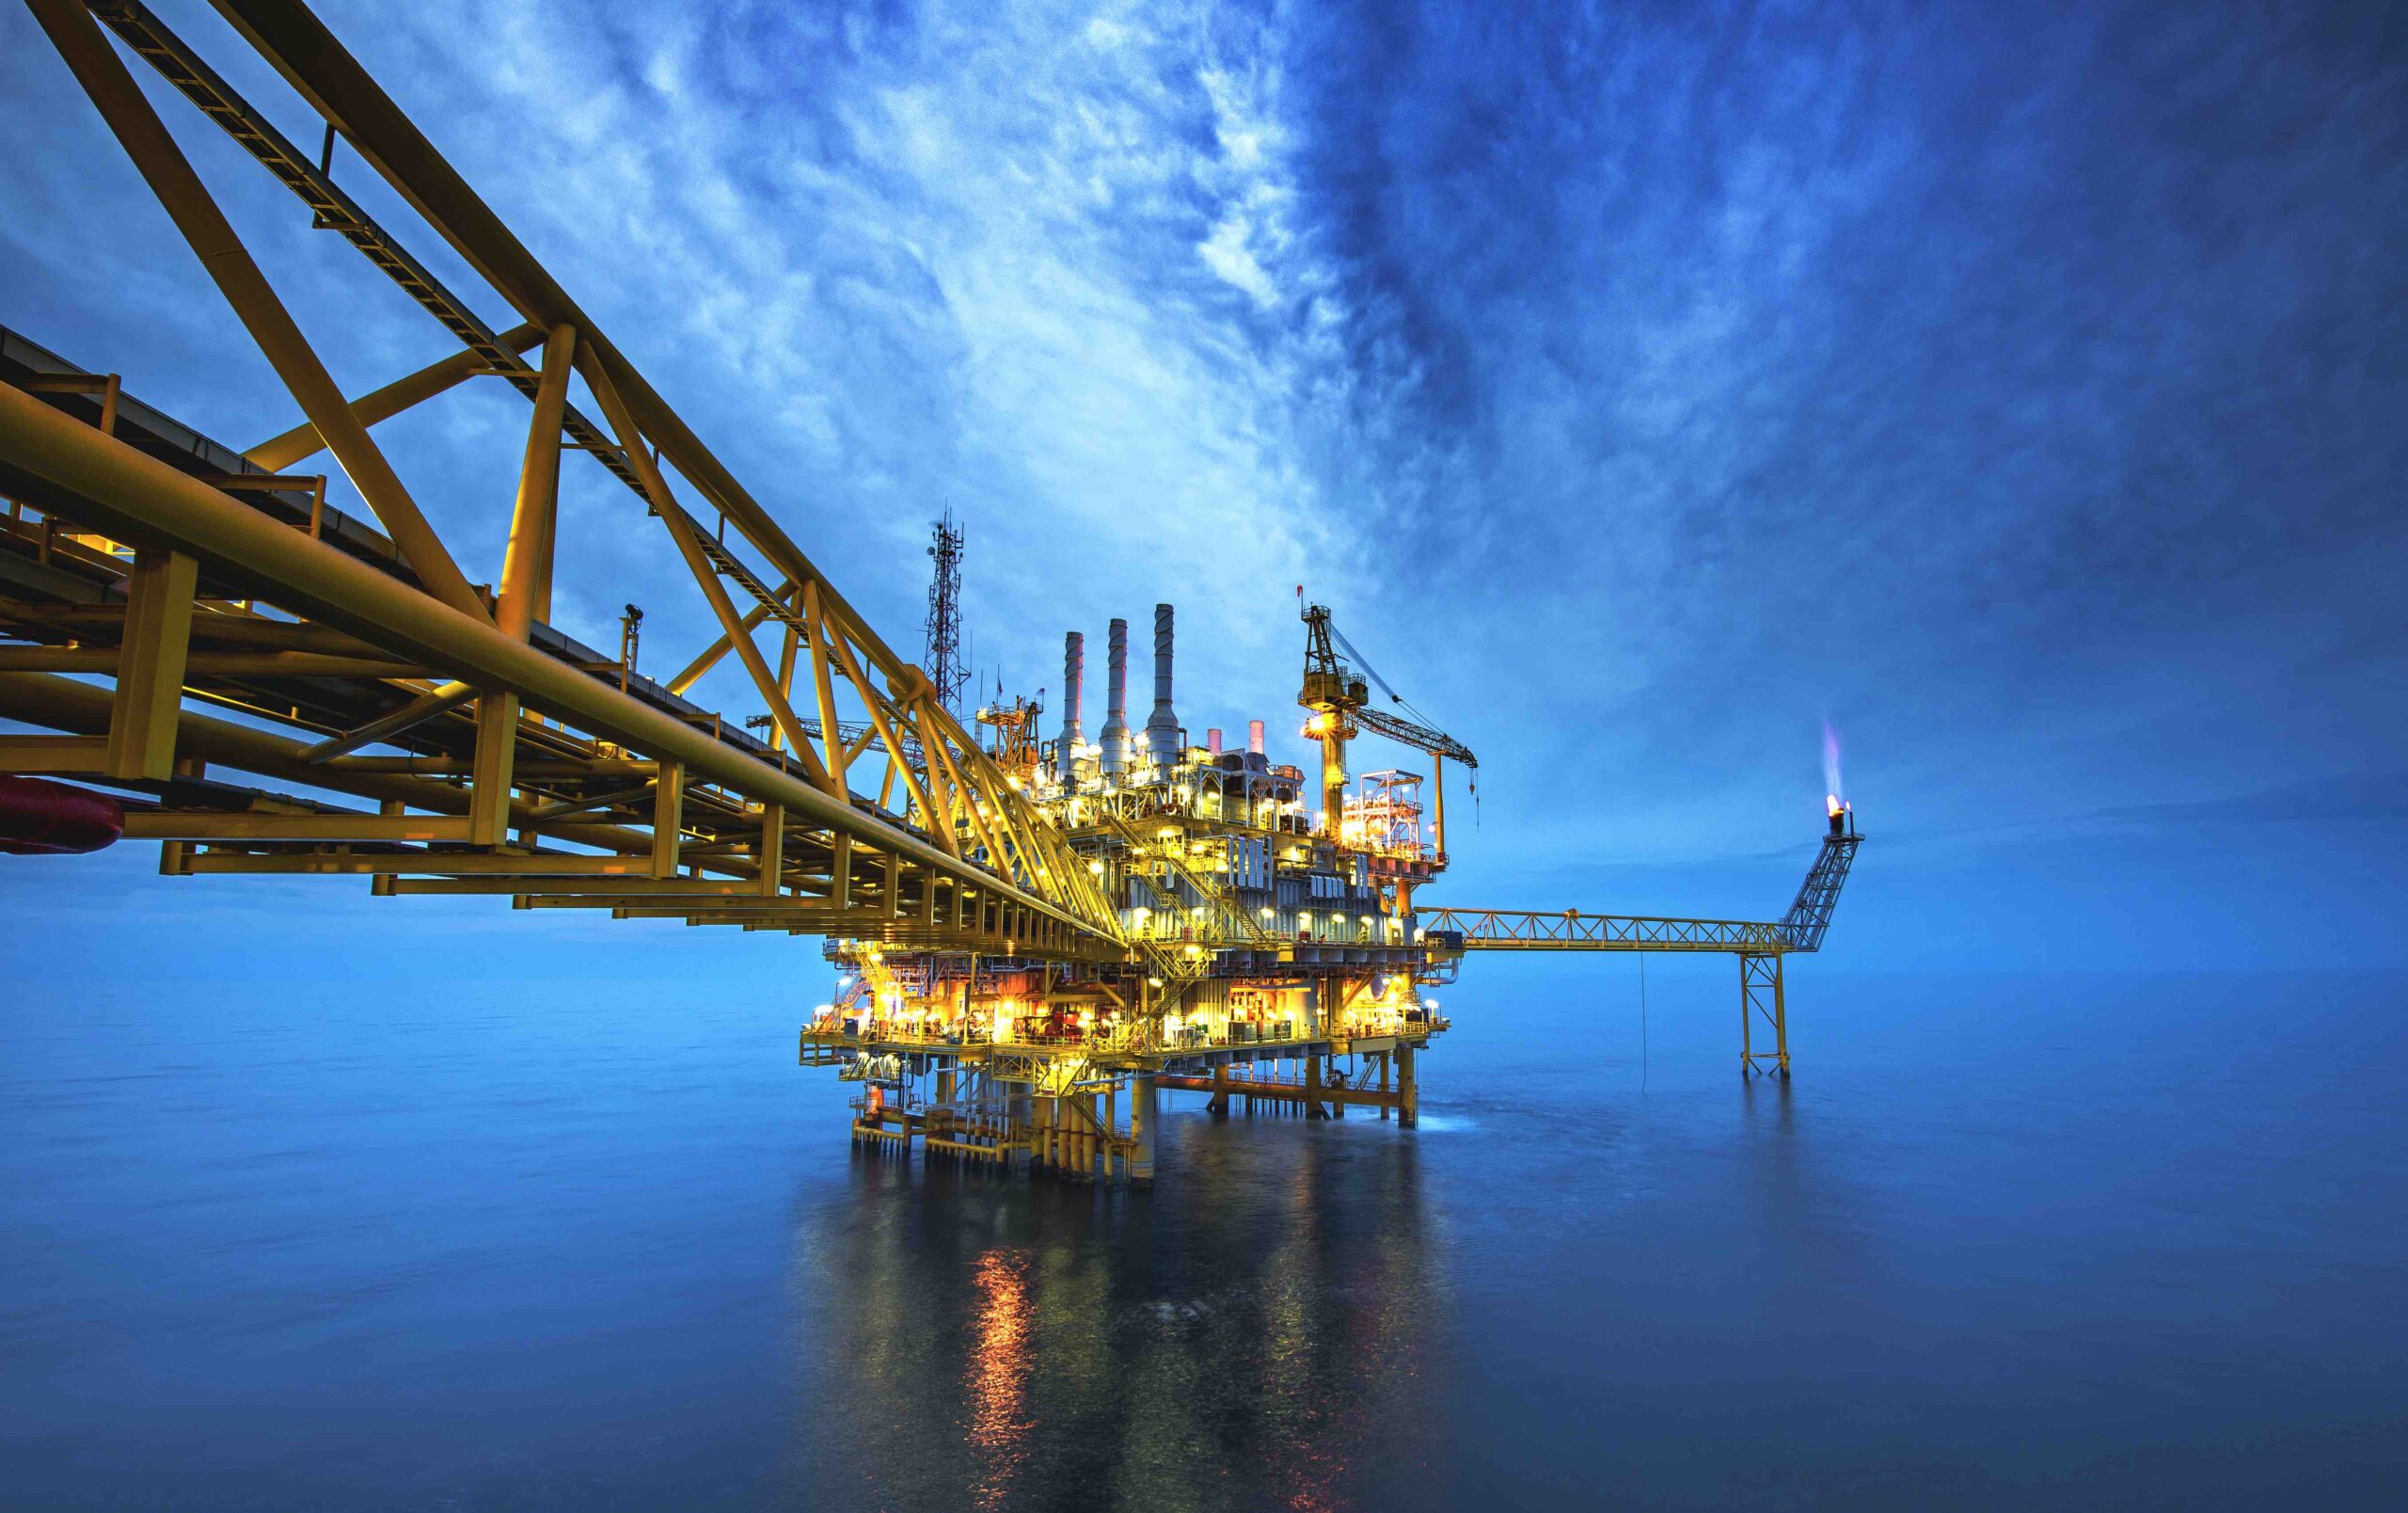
<box><xmin>301</xmin><ymin>680</ymin><xmax>472</xmax><ymax>763</ymax></box>
<box><xmin>799</xmin><ymin>579</ymin><xmax>847</xmax><ymax>789</ymax></box>
<box><xmin>668</xmin><ymin>584</ymin><xmax>793</xmax><ymax>698</ymax></box>
<box><xmin>573</xmin><ymin>347</ymin><xmax>838</xmax><ymax>798</ymax></box>
<box><xmin>245</xmin><ymin>321</ymin><xmax>544</xmax><ymax>470</ymax></box>
<box><xmin>28</xmin><ymin>0</ymin><xmax>488</xmax><ymax>622</ymax></box>
<box><xmin>823</xmin><ymin>629</ymin><xmax>944</xmax><ymax>852</ymax></box>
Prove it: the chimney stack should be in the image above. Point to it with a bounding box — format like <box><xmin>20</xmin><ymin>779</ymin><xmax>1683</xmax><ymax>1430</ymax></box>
<box><xmin>1145</xmin><ymin>603</ymin><xmax>1181</xmax><ymax>770</ymax></box>
<box><xmin>1248</xmin><ymin>720</ymin><xmax>1265</xmax><ymax>756</ymax></box>
<box><xmin>1057</xmin><ymin>631</ymin><xmax>1084</xmax><ymax>782</ymax></box>
<box><xmin>1101</xmin><ymin>618</ymin><xmax>1131</xmax><ymax>776</ymax></box>
<box><xmin>1208</xmin><ymin>727</ymin><xmax>1223</xmax><ymax>756</ymax></box>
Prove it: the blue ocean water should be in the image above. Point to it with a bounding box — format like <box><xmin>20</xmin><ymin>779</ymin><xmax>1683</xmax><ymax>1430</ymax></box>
<box><xmin>3</xmin><ymin>963</ymin><xmax>2403</xmax><ymax>1509</ymax></box>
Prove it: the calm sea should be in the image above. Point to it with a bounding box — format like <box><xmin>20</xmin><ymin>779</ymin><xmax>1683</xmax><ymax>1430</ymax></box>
<box><xmin>4</xmin><ymin>963</ymin><xmax>2402</xmax><ymax>1509</ymax></box>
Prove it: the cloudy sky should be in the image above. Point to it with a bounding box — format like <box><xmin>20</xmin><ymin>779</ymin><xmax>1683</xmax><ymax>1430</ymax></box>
<box><xmin>3</xmin><ymin>0</ymin><xmax>2402</xmax><ymax>976</ymax></box>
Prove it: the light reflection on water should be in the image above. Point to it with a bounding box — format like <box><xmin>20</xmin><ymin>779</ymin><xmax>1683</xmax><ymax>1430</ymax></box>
<box><xmin>788</xmin><ymin>1114</ymin><xmax>1447</xmax><ymax>1512</ymax></box>
<box><xmin>967</xmin><ymin>1249</ymin><xmax>1033</xmax><ymax>1508</ymax></box>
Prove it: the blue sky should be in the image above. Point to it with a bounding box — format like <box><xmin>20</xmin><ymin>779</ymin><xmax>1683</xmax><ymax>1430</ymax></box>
<box><xmin>3</xmin><ymin>0</ymin><xmax>2402</xmax><ymax>978</ymax></box>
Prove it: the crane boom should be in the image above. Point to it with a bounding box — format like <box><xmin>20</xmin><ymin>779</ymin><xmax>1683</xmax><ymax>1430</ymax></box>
<box><xmin>1350</xmin><ymin>706</ymin><xmax>1477</xmax><ymax>768</ymax></box>
<box><xmin>1297</xmin><ymin>599</ymin><xmax>1477</xmax><ymax>861</ymax></box>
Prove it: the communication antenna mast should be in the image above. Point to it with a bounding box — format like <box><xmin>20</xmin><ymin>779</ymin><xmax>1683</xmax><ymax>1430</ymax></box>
<box><xmin>924</xmin><ymin>508</ymin><xmax>968</xmax><ymax>718</ymax></box>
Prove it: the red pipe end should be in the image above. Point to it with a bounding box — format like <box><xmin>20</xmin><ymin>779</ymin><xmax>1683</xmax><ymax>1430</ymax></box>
<box><xmin>0</xmin><ymin>774</ymin><xmax>126</xmax><ymax>855</ymax></box>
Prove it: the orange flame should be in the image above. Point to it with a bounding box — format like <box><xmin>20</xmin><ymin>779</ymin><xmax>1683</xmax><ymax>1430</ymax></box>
<box><xmin>1827</xmin><ymin>792</ymin><xmax>1843</xmax><ymax>819</ymax></box>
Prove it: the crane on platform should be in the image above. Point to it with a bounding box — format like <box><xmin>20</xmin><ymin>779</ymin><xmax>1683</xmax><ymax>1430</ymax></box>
<box><xmin>1298</xmin><ymin>599</ymin><xmax>1477</xmax><ymax>858</ymax></box>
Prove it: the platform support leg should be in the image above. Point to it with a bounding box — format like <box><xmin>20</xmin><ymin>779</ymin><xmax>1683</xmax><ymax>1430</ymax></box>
<box><xmin>1131</xmin><ymin>1075</ymin><xmax>1157</xmax><ymax>1186</ymax></box>
<box><xmin>1397</xmin><ymin>1044</ymin><xmax>1418</xmax><ymax>1127</ymax></box>
<box><xmin>1740</xmin><ymin>951</ymin><xmax>1790</xmax><ymax>1080</ymax></box>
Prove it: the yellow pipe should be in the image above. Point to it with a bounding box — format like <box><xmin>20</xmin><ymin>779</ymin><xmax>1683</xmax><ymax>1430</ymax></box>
<box><xmin>0</xmin><ymin>647</ymin><xmax>423</xmax><ymax>677</ymax></box>
<box><xmin>0</xmin><ymin>669</ymin><xmax>675</xmax><ymax>860</ymax></box>
<box><xmin>1321</xmin><ymin>727</ymin><xmax>1345</xmax><ymax>836</ymax></box>
<box><xmin>1433</xmin><ymin>753</ymin><xmax>1446</xmax><ymax>857</ymax></box>
<box><xmin>0</xmin><ymin>382</ymin><xmax>1095</xmax><ymax>938</ymax></box>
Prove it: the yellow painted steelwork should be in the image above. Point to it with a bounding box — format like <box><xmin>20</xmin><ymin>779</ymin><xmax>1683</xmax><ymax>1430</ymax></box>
<box><xmin>1</xmin><ymin>0</ymin><xmax>1862</xmax><ymax>1179</ymax></box>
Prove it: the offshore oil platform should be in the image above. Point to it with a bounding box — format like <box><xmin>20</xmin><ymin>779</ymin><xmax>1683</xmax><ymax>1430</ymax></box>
<box><xmin>803</xmin><ymin>586</ymin><xmax>1860</xmax><ymax>1182</ymax></box>
<box><xmin>0</xmin><ymin>0</ymin><xmax>1861</xmax><ymax>1186</ymax></box>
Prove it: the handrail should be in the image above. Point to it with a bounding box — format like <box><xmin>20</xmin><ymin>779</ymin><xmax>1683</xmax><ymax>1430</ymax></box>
<box><xmin>1418</xmin><ymin>906</ymin><xmax>1790</xmax><ymax>951</ymax></box>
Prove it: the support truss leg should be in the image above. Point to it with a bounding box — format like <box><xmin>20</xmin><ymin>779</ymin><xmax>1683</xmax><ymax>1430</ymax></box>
<box><xmin>1740</xmin><ymin>952</ymin><xmax>1790</xmax><ymax>1080</ymax></box>
<box><xmin>105</xmin><ymin>547</ymin><xmax>195</xmax><ymax>781</ymax></box>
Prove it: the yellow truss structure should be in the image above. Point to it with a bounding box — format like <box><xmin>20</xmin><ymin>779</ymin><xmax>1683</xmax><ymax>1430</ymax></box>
<box><xmin>1</xmin><ymin>0</ymin><xmax>1126</xmax><ymax>961</ymax></box>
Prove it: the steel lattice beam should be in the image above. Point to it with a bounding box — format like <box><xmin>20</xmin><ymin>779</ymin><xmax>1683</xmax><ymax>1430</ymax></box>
<box><xmin>2</xmin><ymin>0</ymin><xmax>1131</xmax><ymax>953</ymax></box>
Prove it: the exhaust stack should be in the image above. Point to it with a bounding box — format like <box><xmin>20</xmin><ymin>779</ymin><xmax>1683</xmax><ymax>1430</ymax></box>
<box><xmin>1145</xmin><ymin>602</ymin><xmax>1181</xmax><ymax>771</ymax></box>
<box><xmin>1058</xmin><ymin>631</ymin><xmax>1084</xmax><ymax>781</ymax></box>
<box><xmin>1101</xmin><ymin>618</ymin><xmax>1131</xmax><ymax>776</ymax></box>
<box><xmin>1247</xmin><ymin>719</ymin><xmax>1265</xmax><ymax>756</ymax></box>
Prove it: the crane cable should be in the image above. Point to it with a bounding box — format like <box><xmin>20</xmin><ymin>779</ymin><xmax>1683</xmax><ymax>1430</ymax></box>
<box><xmin>1323</xmin><ymin>606</ymin><xmax>1480</xmax><ymax>832</ymax></box>
<box><xmin>1327</xmin><ymin>617</ymin><xmax>1457</xmax><ymax>747</ymax></box>
<box><xmin>1640</xmin><ymin>954</ymin><xmax>1649</xmax><ymax>1092</ymax></box>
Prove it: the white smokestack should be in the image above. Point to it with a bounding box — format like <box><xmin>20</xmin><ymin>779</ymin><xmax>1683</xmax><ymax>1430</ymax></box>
<box><xmin>1101</xmin><ymin>618</ymin><xmax>1130</xmax><ymax>776</ymax></box>
<box><xmin>1247</xmin><ymin>719</ymin><xmax>1265</xmax><ymax>756</ymax></box>
<box><xmin>1145</xmin><ymin>602</ymin><xmax>1180</xmax><ymax>770</ymax></box>
<box><xmin>1057</xmin><ymin>631</ymin><xmax>1084</xmax><ymax>782</ymax></box>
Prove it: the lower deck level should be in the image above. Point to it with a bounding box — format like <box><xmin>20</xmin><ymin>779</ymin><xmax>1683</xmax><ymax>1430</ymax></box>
<box><xmin>804</xmin><ymin>1028</ymin><xmax>1440</xmax><ymax>1184</ymax></box>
